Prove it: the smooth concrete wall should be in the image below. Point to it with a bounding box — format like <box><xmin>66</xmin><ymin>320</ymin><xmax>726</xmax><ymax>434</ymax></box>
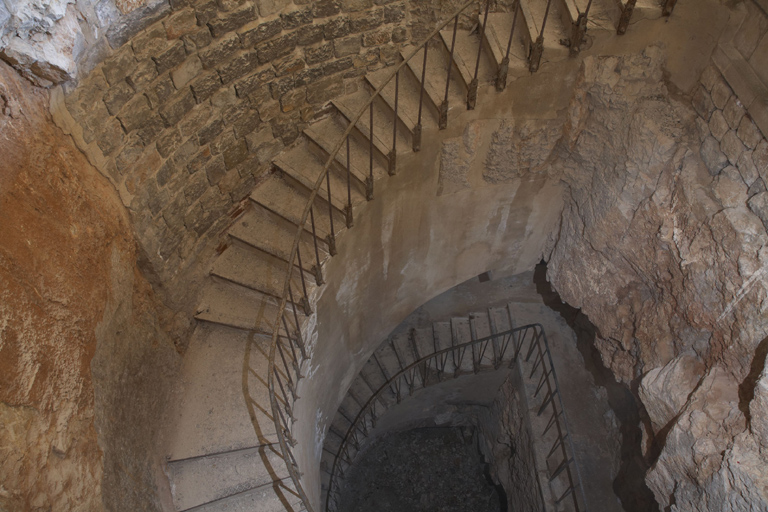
<box><xmin>292</xmin><ymin>103</ymin><xmax>566</xmax><ymax>507</ymax></box>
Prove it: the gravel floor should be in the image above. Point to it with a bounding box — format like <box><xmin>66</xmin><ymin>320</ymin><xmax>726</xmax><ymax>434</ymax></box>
<box><xmin>336</xmin><ymin>427</ymin><xmax>503</xmax><ymax>512</ymax></box>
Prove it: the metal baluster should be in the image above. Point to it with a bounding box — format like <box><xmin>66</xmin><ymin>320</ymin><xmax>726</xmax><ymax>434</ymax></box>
<box><xmin>617</xmin><ymin>0</ymin><xmax>636</xmax><ymax>35</ymax></box>
<box><xmin>281</xmin><ymin>314</ymin><xmax>302</xmax><ymax>377</ymax></box>
<box><xmin>440</xmin><ymin>16</ymin><xmax>459</xmax><ymax>130</ymax></box>
<box><xmin>388</xmin><ymin>71</ymin><xmax>399</xmax><ymax>176</ymax></box>
<box><xmin>345</xmin><ymin>137</ymin><xmax>354</xmax><ymax>228</ymax></box>
<box><xmin>310</xmin><ymin>207</ymin><xmax>324</xmax><ymax>285</ymax></box>
<box><xmin>287</xmin><ymin>284</ymin><xmax>307</xmax><ymax>359</ymax></box>
<box><xmin>468</xmin><ymin>0</ymin><xmax>491</xmax><ymax>109</ymax></box>
<box><xmin>295</xmin><ymin>246</ymin><xmax>312</xmax><ymax>315</ymax></box>
<box><xmin>413</xmin><ymin>42</ymin><xmax>429</xmax><ymax>152</ymax></box>
<box><xmin>570</xmin><ymin>0</ymin><xmax>592</xmax><ymax>55</ymax></box>
<box><xmin>529</xmin><ymin>0</ymin><xmax>554</xmax><ymax>72</ymax></box>
<box><xmin>496</xmin><ymin>0</ymin><xmax>520</xmax><ymax>91</ymax></box>
<box><xmin>326</xmin><ymin>171</ymin><xmax>337</xmax><ymax>256</ymax></box>
<box><xmin>366</xmin><ymin>103</ymin><xmax>374</xmax><ymax>200</ymax></box>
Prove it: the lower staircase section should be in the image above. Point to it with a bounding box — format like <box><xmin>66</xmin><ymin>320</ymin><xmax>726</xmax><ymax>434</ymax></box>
<box><xmin>164</xmin><ymin>324</ymin><xmax>306</xmax><ymax>512</ymax></box>
<box><xmin>320</xmin><ymin>303</ymin><xmax>586</xmax><ymax>512</ymax></box>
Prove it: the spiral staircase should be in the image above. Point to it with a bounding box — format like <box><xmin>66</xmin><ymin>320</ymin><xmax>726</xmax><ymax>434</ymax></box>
<box><xmin>162</xmin><ymin>0</ymin><xmax>674</xmax><ymax>510</ymax></box>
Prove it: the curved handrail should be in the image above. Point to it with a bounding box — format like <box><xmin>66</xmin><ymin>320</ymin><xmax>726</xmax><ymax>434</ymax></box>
<box><xmin>255</xmin><ymin>1</ymin><xmax>479</xmax><ymax>510</ymax></box>
<box><xmin>324</xmin><ymin>323</ymin><xmax>587</xmax><ymax>511</ymax></box>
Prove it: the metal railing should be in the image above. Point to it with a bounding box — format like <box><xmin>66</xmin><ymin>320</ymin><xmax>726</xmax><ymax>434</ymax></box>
<box><xmin>324</xmin><ymin>323</ymin><xmax>587</xmax><ymax>511</ymax></box>
<box><xmin>241</xmin><ymin>0</ymin><xmax>604</xmax><ymax>509</ymax></box>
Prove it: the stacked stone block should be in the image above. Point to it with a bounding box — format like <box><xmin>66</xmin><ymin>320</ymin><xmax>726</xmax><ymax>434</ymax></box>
<box><xmin>694</xmin><ymin>64</ymin><xmax>768</xmax><ymax>232</ymax></box>
<box><xmin>60</xmin><ymin>0</ymin><xmax>412</xmax><ymax>302</ymax></box>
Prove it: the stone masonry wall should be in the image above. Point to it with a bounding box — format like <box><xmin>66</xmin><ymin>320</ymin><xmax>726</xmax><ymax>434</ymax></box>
<box><xmin>51</xmin><ymin>0</ymin><xmax>414</xmax><ymax>314</ymax></box>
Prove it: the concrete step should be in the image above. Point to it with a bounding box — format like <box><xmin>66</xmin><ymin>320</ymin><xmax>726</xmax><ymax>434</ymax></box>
<box><xmin>273</xmin><ymin>142</ymin><xmax>364</xmax><ymax>216</ymax></box>
<box><xmin>439</xmin><ymin>27</ymin><xmax>497</xmax><ymax>89</ymax></box>
<box><xmin>519</xmin><ymin>0</ymin><xmax>571</xmax><ymax>61</ymax></box>
<box><xmin>195</xmin><ymin>279</ymin><xmax>282</xmax><ymax>334</ymax></box>
<box><xmin>332</xmin><ymin>89</ymin><xmax>412</xmax><ymax>158</ymax></box>
<box><xmin>227</xmin><ymin>204</ymin><xmax>318</xmax><ymax>274</ymax></box>
<box><xmin>402</xmin><ymin>40</ymin><xmax>466</xmax><ymax>115</ymax></box>
<box><xmin>187</xmin><ymin>478</ymin><xmax>303</xmax><ymax>512</ymax></box>
<box><xmin>168</xmin><ymin>444</ymin><xmax>289</xmax><ymax>511</ymax></box>
<box><xmin>365</xmin><ymin>60</ymin><xmax>435</xmax><ymax>136</ymax></box>
<box><xmin>469</xmin><ymin>311</ymin><xmax>496</xmax><ymax>367</ymax></box>
<box><xmin>391</xmin><ymin>331</ymin><xmax>418</xmax><ymax>369</ymax></box>
<box><xmin>166</xmin><ymin>326</ymin><xmax>277</xmax><ymax>463</ymax></box>
<box><xmin>613</xmin><ymin>0</ymin><xmax>663</xmax><ymax>24</ymax></box>
<box><xmin>484</xmin><ymin>12</ymin><xmax>531</xmax><ymax>79</ymax></box>
<box><xmin>410</xmin><ymin>327</ymin><xmax>435</xmax><ymax>360</ymax></box>
<box><xmin>251</xmin><ymin>172</ymin><xmax>335</xmax><ymax>246</ymax></box>
<box><xmin>303</xmin><ymin>113</ymin><xmax>389</xmax><ymax>184</ymax></box>
<box><xmin>450</xmin><ymin>317</ymin><xmax>476</xmax><ymax>373</ymax></box>
<box><xmin>211</xmin><ymin>242</ymin><xmax>305</xmax><ymax>302</ymax></box>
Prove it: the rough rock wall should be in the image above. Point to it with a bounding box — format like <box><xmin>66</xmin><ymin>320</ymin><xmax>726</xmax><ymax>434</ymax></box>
<box><xmin>545</xmin><ymin>47</ymin><xmax>768</xmax><ymax>509</ymax></box>
<box><xmin>476</xmin><ymin>373</ymin><xmax>544</xmax><ymax>512</ymax></box>
<box><xmin>0</xmin><ymin>60</ymin><xmax>179</xmax><ymax>511</ymax></box>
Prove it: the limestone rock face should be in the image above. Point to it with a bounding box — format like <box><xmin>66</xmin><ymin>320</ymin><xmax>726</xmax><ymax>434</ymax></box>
<box><xmin>0</xmin><ymin>58</ymin><xmax>178</xmax><ymax>511</ymax></box>
<box><xmin>545</xmin><ymin>47</ymin><xmax>768</xmax><ymax>511</ymax></box>
<box><xmin>638</xmin><ymin>354</ymin><xmax>705</xmax><ymax>433</ymax></box>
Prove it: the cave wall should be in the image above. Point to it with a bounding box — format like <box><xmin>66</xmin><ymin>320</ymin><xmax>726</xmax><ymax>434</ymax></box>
<box><xmin>0</xmin><ymin>60</ymin><xmax>179</xmax><ymax>512</ymax></box>
<box><xmin>545</xmin><ymin>44</ymin><xmax>768</xmax><ymax>509</ymax></box>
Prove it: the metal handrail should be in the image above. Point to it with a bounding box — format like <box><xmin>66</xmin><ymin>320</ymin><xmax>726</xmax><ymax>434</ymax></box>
<box><xmin>324</xmin><ymin>323</ymin><xmax>587</xmax><ymax>511</ymax></box>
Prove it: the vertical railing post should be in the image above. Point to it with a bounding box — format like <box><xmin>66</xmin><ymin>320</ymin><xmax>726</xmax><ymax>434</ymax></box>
<box><xmin>496</xmin><ymin>0</ymin><xmax>520</xmax><ymax>92</ymax></box>
<box><xmin>345</xmin><ymin>137</ymin><xmax>354</xmax><ymax>228</ymax></box>
<box><xmin>529</xmin><ymin>0</ymin><xmax>554</xmax><ymax>73</ymax></box>
<box><xmin>366</xmin><ymin>104</ymin><xmax>374</xmax><ymax>201</ymax></box>
<box><xmin>388</xmin><ymin>71</ymin><xmax>399</xmax><ymax>176</ymax></box>
<box><xmin>295</xmin><ymin>246</ymin><xmax>312</xmax><ymax>315</ymax></box>
<box><xmin>309</xmin><ymin>207</ymin><xmax>324</xmax><ymax>285</ymax></box>
<box><xmin>662</xmin><ymin>0</ymin><xmax>677</xmax><ymax>16</ymax></box>
<box><xmin>326</xmin><ymin>171</ymin><xmax>337</xmax><ymax>256</ymax></box>
<box><xmin>617</xmin><ymin>0</ymin><xmax>636</xmax><ymax>35</ymax></box>
<box><xmin>468</xmin><ymin>0</ymin><xmax>491</xmax><ymax>110</ymax></box>
<box><xmin>440</xmin><ymin>16</ymin><xmax>459</xmax><ymax>130</ymax></box>
<box><xmin>413</xmin><ymin>42</ymin><xmax>429</xmax><ymax>152</ymax></box>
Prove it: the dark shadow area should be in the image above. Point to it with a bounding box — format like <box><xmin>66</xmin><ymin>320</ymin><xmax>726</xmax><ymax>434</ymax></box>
<box><xmin>533</xmin><ymin>261</ymin><xmax>659</xmax><ymax>512</ymax></box>
<box><xmin>739</xmin><ymin>336</ymin><xmax>768</xmax><ymax>424</ymax></box>
<box><xmin>483</xmin><ymin>463</ymin><xmax>509</xmax><ymax>512</ymax></box>
<box><xmin>335</xmin><ymin>427</ymin><xmax>503</xmax><ymax>512</ymax></box>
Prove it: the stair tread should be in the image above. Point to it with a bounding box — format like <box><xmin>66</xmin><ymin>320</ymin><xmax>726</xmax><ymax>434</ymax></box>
<box><xmin>195</xmin><ymin>279</ymin><xmax>281</xmax><ymax>334</ymax></box>
<box><xmin>519</xmin><ymin>0</ymin><xmax>571</xmax><ymax>57</ymax></box>
<box><xmin>439</xmin><ymin>28</ymin><xmax>496</xmax><ymax>87</ymax></box>
<box><xmin>303</xmin><ymin>115</ymin><xmax>389</xmax><ymax>183</ymax></box>
<box><xmin>189</xmin><ymin>477</ymin><xmax>302</xmax><ymax>512</ymax></box>
<box><xmin>166</xmin><ymin>326</ymin><xmax>278</xmax><ymax>462</ymax></box>
<box><xmin>212</xmin><ymin>243</ymin><xmax>306</xmax><ymax>301</ymax></box>
<box><xmin>411</xmin><ymin>327</ymin><xmax>435</xmax><ymax>360</ymax></box>
<box><xmin>333</xmin><ymin>89</ymin><xmax>410</xmax><ymax>157</ymax></box>
<box><xmin>252</xmin><ymin>172</ymin><xmax>334</xmax><ymax>242</ymax></box>
<box><xmin>432</xmin><ymin>321</ymin><xmax>453</xmax><ymax>352</ymax></box>
<box><xmin>402</xmin><ymin>43</ymin><xmax>466</xmax><ymax>113</ymax></box>
<box><xmin>365</xmin><ymin>66</ymin><xmax>420</xmax><ymax>134</ymax></box>
<box><xmin>485</xmin><ymin>12</ymin><xmax>531</xmax><ymax>71</ymax></box>
<box><xmin>274</xmin><ymin>143</ymin><xmax>364</xmax><ymax>213</ymax></box>
<box><xmin>169</xmin><ymin>444</ymin><xmax>289</xmax><ymax>511</ymax></box>
<box><xmin>227</xmin><ymin>206</ymin><xmax>318</xmax><ymax>273</ymax></box>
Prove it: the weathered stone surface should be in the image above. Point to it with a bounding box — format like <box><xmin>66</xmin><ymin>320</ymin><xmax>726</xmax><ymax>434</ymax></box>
<box><xmin>156</xmin><ymin>128</ymin><xmax>184</xmax><ymax>158</ymax></box>
<box><xmin>639</xmin><ymin>355</ymin><xmax>705</xmax><ymax>433</ymax></box>
<box><xmin>391</xmin><ymin>26</ymin><xmax>406</xmax><ymax>43</ymax></box>
<box><xmin>721</xmin><ymin>130</ymin><xmax>746</xmax><ymax>165</ymax></box>
<box><xmin>239</xmin><ymin>18</ymin><xmax>283</xmax><ymax>47</ymax></box>
<box><xmin>723</xmin><ymin>95</ymin><xmax>745</xmax><ymax>129</ymax></box>
<box><xmin>164</xmin><ymin>8</ymin><xmax>199</xmax><ymax>38</ymax></box>
<box><xmin>217</xmin><ymin>49</ymin><xmax>260</xmax><ymax>83</ymax></box>
<box><xmin>281</xmin><ymin>7</ymin><xmax>313</xmax><ymax>29</ymax></box>
<box><xmin>126</xmin><ymin>58</ymin><xmax>160</xmax><ymax>91</ymax></box>
<box><xmin>207</xmin><ymin>4</ymin><xmax>257</xmax><ymax>37</ymax></box>
<box><xmin>117</xmin><ymin>93</ymin><xmax>153</xmax><ymax>132</ymax></box>
<box><xmin>153</xmin><ymin>39</ymin><xmax>187</xmax><ymax>73</ymax></box>
<box><xmin>748</xmin><ymin>191</ymin><xmax>768</xmax><ymax>229</ymax></box>
<box><xmin>737</xmin><ymin>115</ymin><xmax>764</xmax><ymax>150</ymax></box>
<box><xmin>313</xmin><ymin>0</ymin><xmax>341</xmax><ymax>18</ymax></box>
<box><xmin>711</xmin><ymin>77</ymin><xmax>733</xmax><ymax>110</ymax></box>
<box><xmin>102</xmin><ymin>45</ymin><xmax>138</xmax><ymax>85</ymax></box>
<box><xmin>295</xmin><ymin>23</ymin><xmax>324</xmax><ymax>45</ymax></box>
<box><xmin>322</xmin><ymin>56</ymin><xmax>353</xmax><ymax>76</ymax></box>
<box><xmin>701</xmin><ymin>135</ymin><xmax>729</xmax><ymax>175</ymax></box>
<box><xmin>306</xmin><ymin>73</ymin><xmax>343</xmax><ymax>104</ymax></box>
<box><xmin>708</xmin><ymin>109</ymin><xmax>728</xmax><ymax>140</ymax></box>
<box><xmin>691</xmin><ymin>86</ymin><xmax>715</xmax><ymax>121</ymax></box>
<box><xmin>199</xmin><ymin>32</ymin><xmax>241</xmax><ymax>69</ymax></box>
<box><xmin>305</xmin><ymin>41</ymin><xmax>333</xmax><ymax>64</ymax></box>
<box><xmin>350</xmin><ymin>8</ymin><xmax>382</xmax><ymax>32</ymax></box>
<box><xmin>144</xmin><ymin>73</ymin><xmax>176</xmax><ymax>108</ymax></box>
<box><xmin>182</xmin><ymin>26</ymin><xmax>213</xmax><ymax>50</ymax></box>
<box><xmin>131</xmin><ymin>23</ymin><xmax>170</xmax><ymax>60</ymax></box>
<box><xmin>103</xmin><ymin>80</ymin><xmax>135</xmax><ymax>115</ymax></box>
<box><xmin>190</xmin><ymin>69</ymin><xmax>222</xmax><ymax>102</ymax></box>
<box><xmin>256</xmin><ymin>32</ymin><xmax>297</xmax><ymax>63</ymax></box>
<box><xmin>323</xmin><ymin>15</ymin><xmax>350</xmax><ymax>39</ymax></box>
<box><xmin>223</xmin><ymin>138</ymin><xmax>249</xmax><ymax>169</ymax></box>
<box><xmin>106</xmin><ymin>0</ymin><xmax>171</xmax><ymax>48</ymax></box>
<box><xmin>361</xmin><ymin>28</ymin><xmax>389</xmax><ymax>47</ymax></box>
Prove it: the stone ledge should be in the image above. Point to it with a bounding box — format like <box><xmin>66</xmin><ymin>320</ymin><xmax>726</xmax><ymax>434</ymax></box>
<box><xmin>713</xmin><ymin>42</ymin><xmax>768</xmax><ymax>140</ymax></box>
